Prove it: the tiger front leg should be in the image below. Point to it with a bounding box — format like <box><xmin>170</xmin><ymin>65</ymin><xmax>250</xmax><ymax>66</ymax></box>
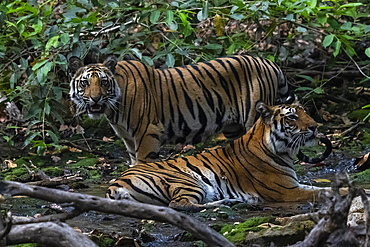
<box><xmin>121</xmin><ymin>137</ymin><xmax>138</xmax><ymax>166</ymax></box>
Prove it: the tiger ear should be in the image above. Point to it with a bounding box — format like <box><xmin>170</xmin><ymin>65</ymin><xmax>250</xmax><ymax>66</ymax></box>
<box><xmin>68</xmin><ymin>56</ymin><xmax>84</xmax><ymax>77</ymax></box>
<box><xmin>103</xmin><ymin>55</ymin><xmax>118</xmax><ymax>74</ymax></box>
<box><xmin>256</xmin><ymin>101</ymin><xmax>273</xmax><ymax>122</ymax></box>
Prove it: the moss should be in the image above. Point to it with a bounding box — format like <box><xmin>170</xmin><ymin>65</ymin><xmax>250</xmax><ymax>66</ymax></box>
<box><xmin>193</xmin><ymin>241</ymin><xmax>207</xmax><ymax>247</ymax></box>
<box><xmin>351</xmin><ymin>169</ymin><xmax>370</xmax><ymax>183</ymax></box>
<box><xmin>219</xmin><ymin>216</ymin><xmax>277</xmax><ymax>244</ymax></box>
<box><xmin>43</xmin><ymin>167</ymin><xmax>64</xmax><ymax>177</ymax></box>
<box><xmin>362</xmin><ymin>131</ymin><xmax>370</xmax><ymax>146</ymax></box>
<box><xmin>70</xmin><ymin>157</ymin><xmax>98</xmax><ymax>168</ymax></box>
<box><xmin>197</xmin><ymin>206</ymin><xmax>235</xmax><ymax>220</ymax></box>
<box><xmin>8</xmin><ymin>244</ymin><xmax>48</xmax><ymax>247</ymax></box>
<box><xmin>91</xmin><ymin>235</ymin><xmax>115</xmax><ymax>247</ymax></box>
<box><xmin>82</xmin><ymin>116</ymin><xmax>115</xmax><ymax>138</ymax></box>
<box><xmin>4</xmin><ymin>174</ymin><xmax>18</xmax><ymax>181</ymax></box>
<box><xmin>348</xmin><ymin>109</ymin><xmax>370</xmax><ymax>121</ymax></box>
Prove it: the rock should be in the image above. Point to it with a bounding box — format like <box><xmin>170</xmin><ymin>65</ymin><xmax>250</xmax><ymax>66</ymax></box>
<box><xmin>347</xmin><ymin>196</ymin><xmax>365</xmax><ymax>227</ymax></box>
<box><xmin>241</xmin><ymin>221</ymin><xmax>315</xmax><ymax>247</ymax></box>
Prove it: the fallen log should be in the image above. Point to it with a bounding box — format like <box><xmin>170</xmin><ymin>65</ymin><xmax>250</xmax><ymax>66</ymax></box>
<box><xmin>0</xmin><ymin>181</ymin><xmax>234</xmax><ymax>247</ymax></box>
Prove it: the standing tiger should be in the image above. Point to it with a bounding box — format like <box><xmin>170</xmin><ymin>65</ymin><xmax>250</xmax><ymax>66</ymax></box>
<box><xmin>69</xmin><ymin>55</ymin><xmax>290</xmax><ymax>165</ymax></box>
<box><xmin>106</xmin><ymin>101</ymin><xmax>333</xmax><ymax>211</ymax></box>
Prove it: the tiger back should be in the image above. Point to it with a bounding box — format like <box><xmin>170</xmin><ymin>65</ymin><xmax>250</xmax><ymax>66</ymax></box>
<box><xmin>69</xmin><ymin>55</ymin><xmax>290</xmax><ymax>165</ymax></box>
<box><xmin>106</xmin><ymin>101</ymin><xmax>329</xmax><ymax>211</ymax></box>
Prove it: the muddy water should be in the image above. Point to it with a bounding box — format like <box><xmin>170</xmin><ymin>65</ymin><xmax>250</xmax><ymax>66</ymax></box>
<box><xmin>3</xmin><ymin>149</ymin><xmax>370</xmax><ymax>246</ymax></box>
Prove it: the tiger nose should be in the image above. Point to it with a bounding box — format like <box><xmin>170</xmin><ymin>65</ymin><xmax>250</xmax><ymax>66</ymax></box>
<box><xmin>91</xmin><ymin>95</ymin><xmax>101</xmax><ymax>103</ymax></box>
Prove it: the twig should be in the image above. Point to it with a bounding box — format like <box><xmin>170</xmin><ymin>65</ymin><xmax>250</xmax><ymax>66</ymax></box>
<box><xmin>340</xmin><ymin>122</ymin><xmax>363</xmax><ymax>137</ymax></box>
<box><xmin>60</xmin><ymin>139</ymin><xmax>107</xmax><ymax>156</ymax></box>
<box><xmin>82</xmin><ymin>18</ymin><xmax>122</xmax><ymax>58</ymax></box>
<box><xmin>0</xmin><ymin>181</ymin><xmax>235</xmax><ymax>247</ymax></box>
<box><xmin>158</xmin><ymin>31</ymin><xmax>196</xmax><ymax>63</ymax></box>
<box><xmin>12</xmin><ymin>208</ymin><xmax>83</xmax><ymax>225</ymax></box>
<box><xmin>345</xmin><ymin>49</ymin><xmax>370</xmax><ymax>80</ymax></box>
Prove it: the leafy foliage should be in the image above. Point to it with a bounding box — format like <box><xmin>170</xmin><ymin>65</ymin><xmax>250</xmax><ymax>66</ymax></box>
<box><xmin>0</xmin><ymin>0</ymin><xmax>369</xmax><ymax>152</ymax></box>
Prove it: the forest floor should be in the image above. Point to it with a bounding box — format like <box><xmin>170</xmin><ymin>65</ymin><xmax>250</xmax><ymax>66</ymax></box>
<box><xmin>1</xmin><ymin>79</ymin><xmax>370</xmax><ymax>246</ymax></box>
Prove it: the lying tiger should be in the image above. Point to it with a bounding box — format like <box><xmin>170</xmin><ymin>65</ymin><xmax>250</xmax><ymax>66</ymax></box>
<box><xmin>69</xmin><ymin>55</ymin><xmax>290</xmax><ymax>165</ymax></box>
<box><xmin>106</xmin><ymin>101</ymin><xmax>332</xmax><ymax>211</ymax></box>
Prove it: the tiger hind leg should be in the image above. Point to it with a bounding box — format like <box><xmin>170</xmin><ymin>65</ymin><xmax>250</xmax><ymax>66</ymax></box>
<box><xmin>169</xmin><ymin>198</ymin><xmax>247</xmax><ymax>212</ymax></box>
<box><xmin>205</xmin><ymin>198</ymin><xmax>250</xmax><ymax>207</ymax></box>
<box><xmin>169</xmin><ymin>198</ymin><xmax>210</xmax><ymax>212</ymax></box>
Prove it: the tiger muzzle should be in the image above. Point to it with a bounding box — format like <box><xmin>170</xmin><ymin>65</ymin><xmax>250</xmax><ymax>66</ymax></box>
<box><xmin>88</xmin><ymin>103</ymin><xmax>105</xmax><ymax>114</ymax></box>
<box><xmin>297</xmin><ymin>134</ymin><xmax>332</xmax><ymax>164</ymax></box>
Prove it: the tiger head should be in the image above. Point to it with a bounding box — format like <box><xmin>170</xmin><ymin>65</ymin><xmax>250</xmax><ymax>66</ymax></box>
<box><xmin>68</xmin><ymin>56</ymin><xmax>121</xmax><ymax>119</ymax></box>
<box><xmin>256</xmin><ymin>100</ymin><xmax>318</xmax><ymax>159</ymax></box>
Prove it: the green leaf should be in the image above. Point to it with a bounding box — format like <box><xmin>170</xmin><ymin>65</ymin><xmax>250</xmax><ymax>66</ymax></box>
<box><xmin>295</xmin><ymin>87</ymin><xmax>314</xmax><ymax>91</ymax></box>
<box><xmin>169</xmin><ymin>21</ymin><xmax>178</xmax><ymax>31</ymax></box>
<box><xmin>204</xmin><ymin>43</ymin><xmax>223</xmax><ymax>50</ymax></box>
<box><xmin>333</xmin><ymin>41</ymin><xmax>341</xmax><ymax>57</ymax></box>
<box><xmin>365</xmin><ymin>47</ymin><xmax>370</xmax><ymax>59</ymax></box>
<box><xmin>10</xmin><ymin>73</ymin><xmax>16</xmax><ymax>89</ymax></box>
<box><xmin>142</xmin><ymin>56</ymin><xmax>154</xmax><ymax>66</ymax></box>
<box><xmin>316</xmin><ymin>14</ymin><xmax>327</xmax><ymax>25</ymax></box>
<box><xmin>313</xmin><ymin>87</ymin><xmax>323</xmax><ymax>94</ymax></box>
<box><xmin>230</xmin><ymin>6</ymin><xmax>238</xmax><ymax>14</ymax></box>
<box><xmin>179</xmin><ymin>13</ymin><xmax>193</xmax><ymax>37</ymax></box>
<box><xmin>166</xmin><ymin>10</ymin><xmax>174</xmax><ymax>26</ymax></box>
<box><xmin>18</xmin><ymin>23</ymin><xmax>25</xmax><ymax>35</ymax></box>
<box><xmin>365</xmin><ymin>25</ymin><xmax>370</xmax><ymax>34</ymax></box>
<box><xmin>296</xmin><ymin>75</ymin><xmax>315</xmax><ymax>82</ymax></box>
<box><xmin>52</xmin><ymin>110</ymin><xmax>64</xmax><ymax>125</ymax></box>
<box><xmin>37</xmin><ymin>62</ymin><xmax>53</xmax><ymax>85</ymax></box>
<box><xmin>230</xmin><ymin>13</ymin><xmax>244</xmax><ymax>21</ymax></box>
<box><xmin>214</xmin><ymin>0</ymin><xmax>228</xmax><ymax>7</ymax></box>
<box><xmin>340</xmin><ymin>22</ymin><xmax>352</xmax><ymax>31</ymax></box>
<box><xmin>60</xmin><ymin>33</ymin><xmax>69</xmax><ymax>45</ymax></box>
<box><xmin>108</xmin><ymin>2</ymin><xmax>119</xmax><ymax>9</ymax></box>
<box><xmin>63</xmin><ymin>7</ymin><xmax>86</xmax><ymax>22</ymax></box>
<box><xmin>339</xmin><ymin>3</ymin><xmax>363</xmax><ymax>8</ymax></box>
<box><xmin>227</xmin><ymin>43</ymin><xmax>236</xmax><ymax>55</ymax></box>
<box><xmin>267</xmin><ymin>55</ymin><xmax>275</xmax><ymax>62</ymax></box>
<box><xmin>24</xmin><ymin>132</ymin><xmax>41</xmax><ymax>147</ymax></box>
<box><xmin>131</xmin><ymin>48</ymin><xmax>142</xmax><ymax>59</ymax></box>
<box><xmin>32</xmin><ymin>60</ymin><xmax>48</xmax><ymax>71</ymax></box>
<box><xmin>30</xmin><ymin>19</ymin><xmax>42</xmax><ymax>35</ymax></box>
<box><xmin>44</xmin><ymin>101</ymin><xmax>50</xmax><ymax>115</ymax></box>
<box><xmin>323</xmin><ymin>34</ymin><xmax>334</xmax><ymax>48</ymax></box>
<box><xmin>310</xmin><ymin>0</ymin><xmax>317</xmax><ymax>8</ymax></box>
<box><xmin>284</xmin><ymin>14</ymin><xmax>294</xmax><ymax>21</ymax></box>
<box><xmin>150</xmin><ymin>10</ymin><xmax>160</xmax><ymax>24</ymax></box>
<box><xmin>197</xmin><ymin>1</ymin><xmax>209</xmax><ymax>21</ymax></box>
<box><xmin>20</xmin><ymin>57</ymin><xmax>28</xmax><ymax>69</ymax></box>
<box><xmin>166</xmin><ymin>53</ymin><xmax>175</xmax><ymax>68</ymax></box>
<box><xmin>45</xmin><ymin>35</ymin><xmax>59</xmax><ymax>51</ymax></box>
<box><xmin>297</xmin><ymin>26</ymin><xmax>307</xmax><ymax>33</ymax></box>
<box><xmin>47</xmin><ymin>130</ymin><xmax>59</xmax><ymax>144</ymax></box>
